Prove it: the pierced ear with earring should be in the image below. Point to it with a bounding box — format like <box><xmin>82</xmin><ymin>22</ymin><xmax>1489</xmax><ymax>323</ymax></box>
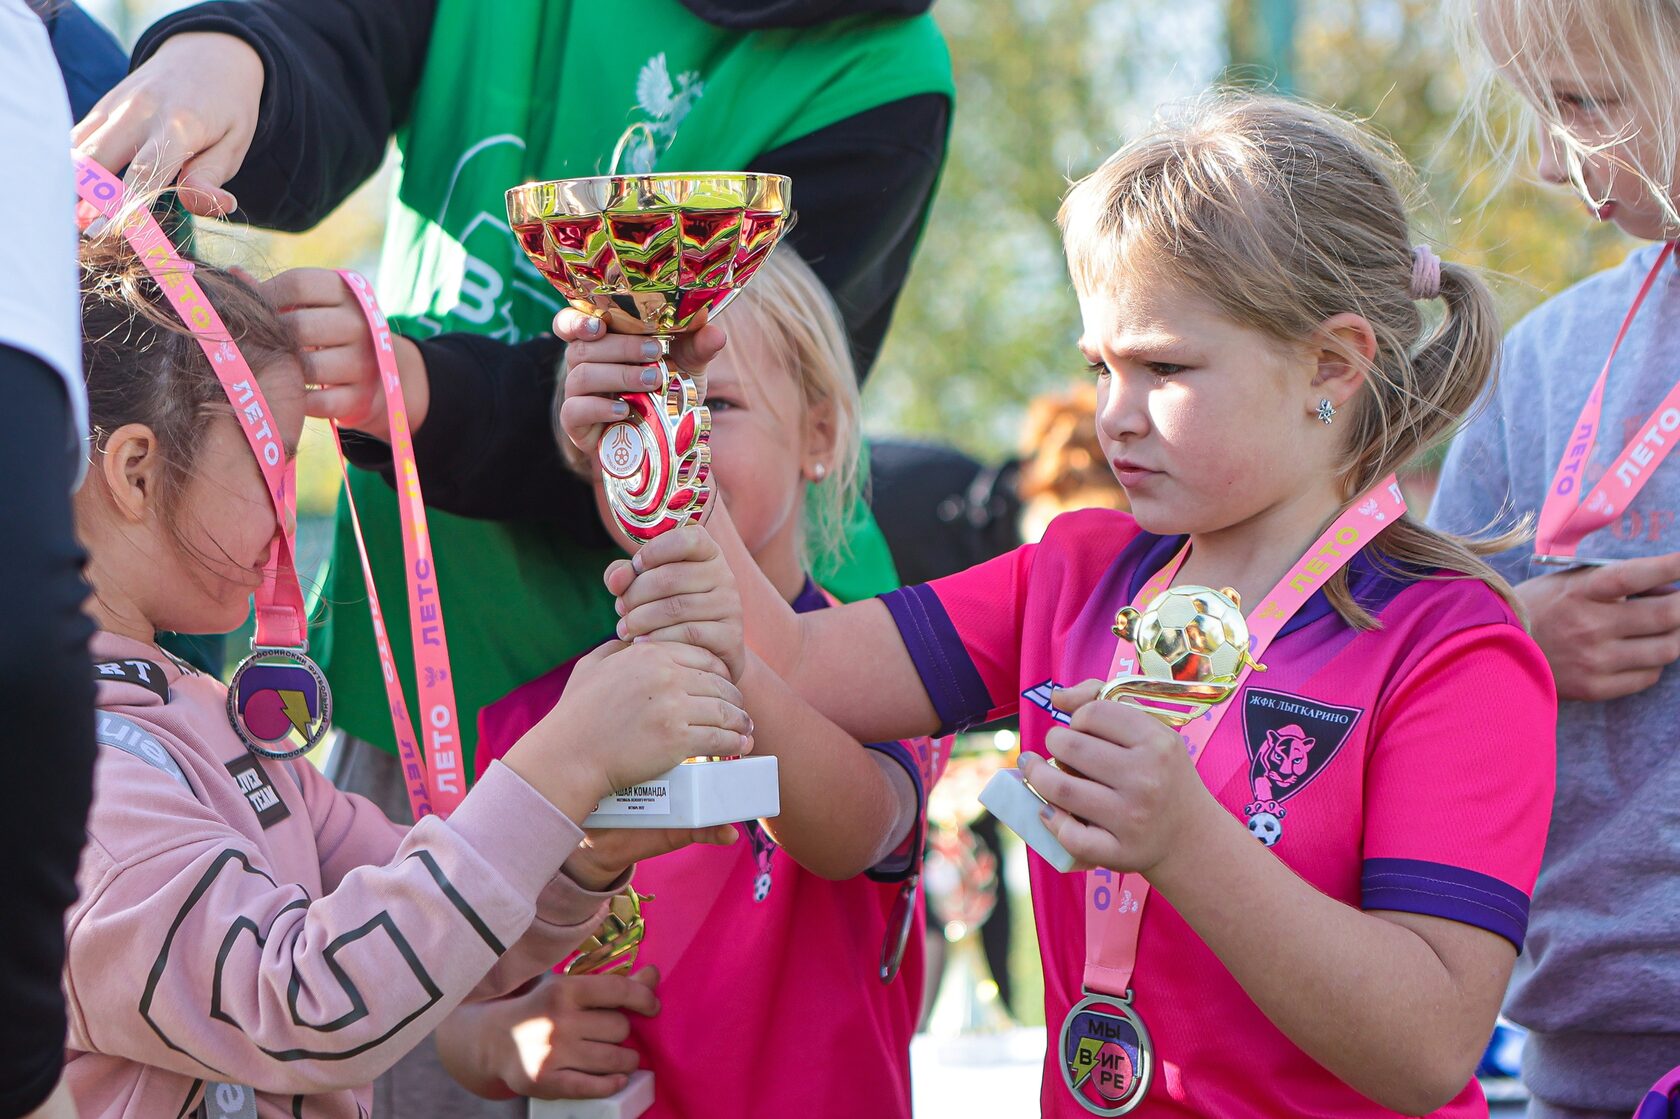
<box><xmin>806</xmin><ymin>462</ymin><xmax>828</xmax><ymax>482</ymax></box>
<box><xmin>1317</xmin><ymin>398</ymin><xmax>1336</xmax><ymax>425</ymax></box>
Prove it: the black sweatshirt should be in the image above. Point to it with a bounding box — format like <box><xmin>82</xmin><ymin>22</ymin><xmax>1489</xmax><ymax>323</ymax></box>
<box><xmin>0</xmin><ymin>350</ymin><xmax>95</xmax><ymax>1119</ymax></box>
<box><xmin>132</xmin><ymin>0</ymin><xmax>948</xmax><ymax>522</ymax></box>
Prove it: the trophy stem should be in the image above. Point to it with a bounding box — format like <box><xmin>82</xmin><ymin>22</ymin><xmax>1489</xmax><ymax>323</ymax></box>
<box><xmin>595</xmin><ymin>343</ymin><xmax>712</xmax><ymax>543</ymax></box>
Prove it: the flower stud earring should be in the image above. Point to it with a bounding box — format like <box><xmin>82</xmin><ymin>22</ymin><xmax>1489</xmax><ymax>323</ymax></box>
<box><xmin>1317</xmin><ymin>398</ymin><xmax>1336</xmax><ymax>425</ymax></box>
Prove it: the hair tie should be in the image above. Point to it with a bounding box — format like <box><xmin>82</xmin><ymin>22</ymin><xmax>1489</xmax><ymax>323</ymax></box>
<box><xmin>1410</xmin><ymin>244</ymin><xmax>1442</xmax><ymax>301</ymax></box>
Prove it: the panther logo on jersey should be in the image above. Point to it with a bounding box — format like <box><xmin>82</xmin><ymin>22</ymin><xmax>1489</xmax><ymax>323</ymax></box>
<box><xmin>1240</xmin><ymin>689</ymin><xmax>1362</xmax><ymax>847</ymax></box>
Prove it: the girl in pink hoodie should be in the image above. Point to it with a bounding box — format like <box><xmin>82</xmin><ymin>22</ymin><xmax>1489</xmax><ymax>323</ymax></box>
<box><xmin>61</xmin><ymin>231</ymin><xmax>752</xmax><ymax>1119</ymax></box>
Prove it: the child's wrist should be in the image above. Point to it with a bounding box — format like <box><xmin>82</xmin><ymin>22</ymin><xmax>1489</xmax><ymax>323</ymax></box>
<box><xmin>563</xmin><ymin>848</ymin><xmax>632</xmax><ymax>893</ymax></box>
<box><xmin>1145</xmin><ymin>785</ymin><xmax>1241</xmax><ymax>894</ymax></box>
<box><xmin>500</xmin><ymin>746</ymin><xmax>610</xmax><ymax>829</ymax></box>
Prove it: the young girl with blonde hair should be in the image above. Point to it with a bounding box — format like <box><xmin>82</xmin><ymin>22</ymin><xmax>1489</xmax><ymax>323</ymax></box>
<box><xmin>1434</xmin><ymin>4</ymin><xmax>1680</xmax><ymax>1116</ymax></box>
<box><xmin>564</xmin><ymin>92</ymin><xmax>1558</xmax><ymax>1117</ymax></box>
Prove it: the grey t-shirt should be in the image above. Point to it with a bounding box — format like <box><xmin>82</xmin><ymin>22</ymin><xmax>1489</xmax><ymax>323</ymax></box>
<box><xmin>1430</xmin><ymin>241</ymin><xmax>1680</xmax><ymax>1112</ymax></box>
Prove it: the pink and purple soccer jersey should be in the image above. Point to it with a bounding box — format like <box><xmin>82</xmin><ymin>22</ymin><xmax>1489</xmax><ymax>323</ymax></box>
<box><xmin>879</xmin><ymin>509</ymin><xmax>1557</xmax><ymax>1118</ymax></box>
<box><xmin>477</xmin><ymin>578</ymin><xmax>949</xmax><ymax>1119</ymax></box>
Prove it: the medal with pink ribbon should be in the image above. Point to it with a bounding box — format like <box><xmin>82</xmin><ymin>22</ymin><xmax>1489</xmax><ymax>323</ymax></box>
<box><xmin>74</xmin><ymin>155</ymin><xmax>465</xmax><ymax>819</ymax></box>
<box><xmin>1060</xmin><ymin>477</ymin><xmax>1406</xmax><ymax>1115</ymax></box>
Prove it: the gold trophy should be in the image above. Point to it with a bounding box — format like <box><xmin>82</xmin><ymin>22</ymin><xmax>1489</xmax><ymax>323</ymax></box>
<box><xmin>505</xmin><ymin>171</ymin><xmax>789</xmax><ymax>832</ymax></box>
<box><xmin>530</xmin><ymin>889</ymin><xmax>655</xmax><ymax>1119</ymax></box>
<box><xmin>1101</xmin><ymin>586</ymin><xmax>1263</xmax><ymax>723</ymax></box>
<box><xmin>979</xmin><ymin>586</ymin><xmax>1263</xmax><ymax>871</ymax></box>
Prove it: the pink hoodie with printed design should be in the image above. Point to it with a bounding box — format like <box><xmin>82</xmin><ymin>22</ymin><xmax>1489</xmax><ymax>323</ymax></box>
<box><xmin>65</xmin><ymin>633</ymin><xmax>610</xmax><ymax>1118</ymax></box>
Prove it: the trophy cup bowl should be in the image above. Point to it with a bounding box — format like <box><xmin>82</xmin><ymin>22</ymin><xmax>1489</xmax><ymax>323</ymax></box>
<box><xmin>506</xmin><ymin>173</ymin><xmax>785</xmax><ymax>832</ymax></box>
<box><xmin>980</xmin><ymin>586</ymin><xmax>1262</xmax><ymax>872</ymax></box>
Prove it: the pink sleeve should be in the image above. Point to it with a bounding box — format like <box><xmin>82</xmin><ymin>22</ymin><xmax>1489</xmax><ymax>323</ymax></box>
<box><xmin>294</xmin><ymin>758</ymin><xmax>614</xmax><ymax>999</ymax></box>
<box><xmin>1360</xmin><ymin>623</ymin><xmax>1557</xmax><ymax>950</ymax></box>
<box><xmin>476</xmin><ymin>661</ymin><xmax>580</xmax><ymax>781</ymax></box>
<box><xmin>876</xmin><ymin>542</ymin><xmax>1038</xmax><ymax>733</ymax></box>
<box><xmin>65</xmin><ymin>751</ymin><xmax>601</xmax><ymax>1094</ymax></box>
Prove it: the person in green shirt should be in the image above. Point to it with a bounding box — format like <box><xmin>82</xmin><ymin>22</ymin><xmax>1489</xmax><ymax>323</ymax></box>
<box><xmin>79</xmin><ymin>3</ymin><xmax>952</xmax><ymax>1113</ymax></box>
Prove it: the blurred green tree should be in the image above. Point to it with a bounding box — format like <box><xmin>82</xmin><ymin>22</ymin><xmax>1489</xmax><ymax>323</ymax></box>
<box><xmin>866</xmin><ymin>0</ymin><xmax>1631</xmax><ymax>460</ymax></box>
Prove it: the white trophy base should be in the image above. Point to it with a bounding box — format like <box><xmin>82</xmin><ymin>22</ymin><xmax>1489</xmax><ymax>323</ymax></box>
<box><xmin>979</xmin><ymin>767</ymin><xmax>1078</xmax><ymax>873</ymax></box>
<box><xmin>582</xmin><ymin>756</ymin><xmax>780</xmax><ymax>829</ymax></box>
<box><xmin>529</xmin><ymin>1070</ymin><xmax>653</xmax><ymax>1119</ymax></box>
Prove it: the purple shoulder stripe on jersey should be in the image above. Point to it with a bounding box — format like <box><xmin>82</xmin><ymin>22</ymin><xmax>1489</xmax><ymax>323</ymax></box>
<box><xmin>1361</xmin><ymin>857</ymin><xmax>1531</xmax><ymax>950</ymax></box>
<box><xmin>878</xmin><ymin>584</ymin><xmax>993</xmax><ymax>736</ymax></box>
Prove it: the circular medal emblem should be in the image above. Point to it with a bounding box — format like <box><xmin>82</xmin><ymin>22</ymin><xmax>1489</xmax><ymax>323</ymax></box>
<box><xmin>599</xmin><ymin>420</ymin><xmax>647</xmax><ymax>479</ymax></box>
<box><xmin>227</xmin><ymin>649</ymin><xmax>333</xmax><ymax>760</ymax></box>
<box><xmin>1059</xmin><ymin>992</ymin><xmax>1154</xmax><ymax>1115</ymax></box>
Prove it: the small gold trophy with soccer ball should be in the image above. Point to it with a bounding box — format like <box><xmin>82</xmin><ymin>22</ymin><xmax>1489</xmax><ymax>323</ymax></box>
<box><xmin>980</xmin><ymin>586</ymin><xmax>1262</xmax><ymax>872</ymax></box>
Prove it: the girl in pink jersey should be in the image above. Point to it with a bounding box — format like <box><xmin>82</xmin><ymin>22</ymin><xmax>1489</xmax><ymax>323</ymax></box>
<box><xmin>437</xmin><ymin>248</ymin><xmax>948</xmax><ymax>1119</ymax></box>
<box><xmin>62</xmin><ymin>228</ymin><xmax>751</xmax><ymax>1119</ymax></box>
<box><xmin>560</xmin><ymin>94</ymin><xmax>1559</xmax><ymax>1118</ymax></box>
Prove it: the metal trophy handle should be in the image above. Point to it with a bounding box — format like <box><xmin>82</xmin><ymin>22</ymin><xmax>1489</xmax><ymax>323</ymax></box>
<box><xmin>595</xmin><ymin>339</ymin><xmax>711</xmax><ymax>542</ymax></box>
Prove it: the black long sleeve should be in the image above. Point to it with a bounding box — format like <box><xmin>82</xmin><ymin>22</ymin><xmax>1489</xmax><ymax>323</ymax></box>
<box><xmin>0</xmin><ymin>350</ymin><xmax>95</xmax><ymax>1119</ymax></box>
<box><xmin>130</xmin><ymin>0</ymin><xmax>438</xmax><ymax>232</ymax></box>
<box><xmin>338</xmin><ymin>330</ymin><xmax>613</xmax><ymax>544</ymax></box>
<box><xmin>341</xmin><ymin>93</ymin><xmax>948</xmax><ymax>523</ymax></box>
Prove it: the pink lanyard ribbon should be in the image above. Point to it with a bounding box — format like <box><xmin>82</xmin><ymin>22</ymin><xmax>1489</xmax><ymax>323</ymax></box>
<box><xmin>1083</xmin><ymin>476</ymin><xmax>1407</xmax><ymax>998</ymax></box>
<box><xmin>73</xmin><ymin>156</ymin><xmax>465</xmax><ymax>820</ymax></box>
<box><xmin>1537</xmin><ymin>241</ymin><xmax>1680</xmax><ymax>559</ymax></box>
<box><xmin>328</xmin><ymin>271</ymin><xmax>465</xmax><ymax>819</ymax></box>
<box><xmin>73</xmin><ymin>159</ymin><xmax>309</xmax><ymax>650</ymax></box>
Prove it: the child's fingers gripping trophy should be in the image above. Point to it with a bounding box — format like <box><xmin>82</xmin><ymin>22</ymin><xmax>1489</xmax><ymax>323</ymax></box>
<box><xmin>1022</xmin><ymin>680</ymin><xmax>1217</xmax><ymax>875</ymax></box>
<box><xmin>501</xmin><ymin>639</ymin><xmax>752</xmax><ymax>822</ymax></box>
<box><xmin>607</xmin><ymin>525</ymin><xmax>747</xmax><ymax>683</ymax></box>
<box><xmin>564</xmin><ymin>823</ymin><xmax>739</xmax><ymax>891</ymax></box>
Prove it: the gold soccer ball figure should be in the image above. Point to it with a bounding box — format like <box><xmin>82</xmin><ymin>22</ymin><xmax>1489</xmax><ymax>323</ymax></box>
<box><xmin>1113</xmin><ymin>586</ymin><xmax>1257</xmax><ymax>684</ymax></box>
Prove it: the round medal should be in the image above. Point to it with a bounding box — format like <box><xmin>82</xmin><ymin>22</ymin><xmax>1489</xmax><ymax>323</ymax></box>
<box><xmin>1059</xmin><ymin>991</ymin><xmax>1154</xmax><ymax>1115</ymax></box>
<box><xmin>227</xmin><ymin>648</ymin><xmax>333</xmax><ymax>760</ymax></box>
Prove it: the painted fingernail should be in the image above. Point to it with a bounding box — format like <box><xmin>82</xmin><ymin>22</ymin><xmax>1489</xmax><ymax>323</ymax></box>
<box><xmin>639</xmin><ymin>366</ymin><xmax>660</xmax><ymax>387</ymax></box>
<box><xmin>641</xmin><ymin>340</ymin><xmax>662</xmax><ymax>360</ymax></box>
<box><xmin>612</xmin><ymin>400</ymin><xmax>630</xmax><ymax>417</ymax></box>
<box><xmin>584</xmin><ymin>316</ymin><xmax>603</xmax><ymax>336</ymax></box>
<box><xmin>1039</xmin><ymin>805</ymin><xmax>1055</xmax><ymax>823</ymax></box>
